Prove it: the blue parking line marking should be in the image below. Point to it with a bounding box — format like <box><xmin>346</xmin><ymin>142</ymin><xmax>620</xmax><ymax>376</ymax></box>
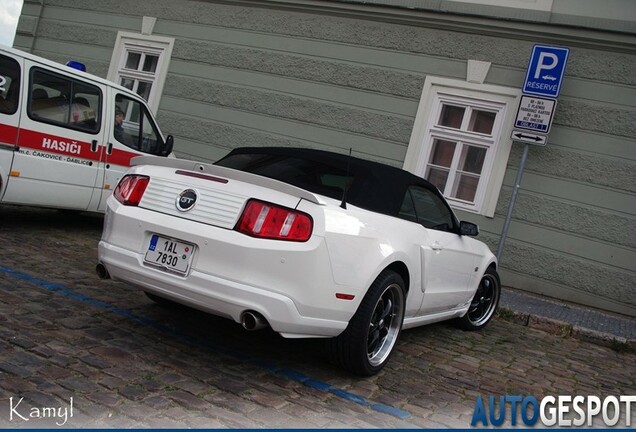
<box><xmin>330</xmin><ymin>389</ymin><xmax>368</xmax><ymax>405</ymax></box>
<box><xmin>276</xmin><ymin>368</ymin><xmax>313</xmax><ymax>382</ymax></box>
<box><xmin>304</xmin><ymin>379</ymin><xmax>332</xmax><ymax>392</ymax></box>
<box><xmin>371</xmin><ymin>403</ymin><xmax>411</xmax><ymax>419</ymax></box>
<box><xmin>0</xmin><ymin>265</ymin><xmax>412</xmax><ymax>421</ymax></box>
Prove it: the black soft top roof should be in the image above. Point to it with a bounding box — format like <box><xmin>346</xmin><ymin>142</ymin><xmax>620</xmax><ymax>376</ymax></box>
<box><xmin>216</xmin><ymin>147</ymin><xmax>442</xmax><ymax>217</ymax></box>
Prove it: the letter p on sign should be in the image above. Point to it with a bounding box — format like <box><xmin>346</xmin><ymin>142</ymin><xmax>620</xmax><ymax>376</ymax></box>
<box><xmin>534</xmin><ymin>52</ymin><xmax>559</xmax><ymax>79</ymax></box>
<box><xmin>523</xmin><ymin>45</ymin><xmax>570</xmax><ymax>98</ymax></box>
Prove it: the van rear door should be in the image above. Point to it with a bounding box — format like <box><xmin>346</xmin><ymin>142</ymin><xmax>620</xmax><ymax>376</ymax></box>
<box><xmin>2</xmin><ymin>60</ymin><xmax>105</xmax><ymax>210</ymax></box>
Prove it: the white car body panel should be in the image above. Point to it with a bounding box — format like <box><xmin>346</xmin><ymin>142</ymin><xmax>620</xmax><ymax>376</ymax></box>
<box><xmin>98</xmin><ymin>155</ymin><xmax>497</xmax><ymax>340</ymax></box>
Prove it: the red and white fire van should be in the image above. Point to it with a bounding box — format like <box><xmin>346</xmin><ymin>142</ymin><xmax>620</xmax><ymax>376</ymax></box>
<box><xmin>0</xmin><ymin>45</ymin><xmax>173</xmax><ymax>212</ymax></box>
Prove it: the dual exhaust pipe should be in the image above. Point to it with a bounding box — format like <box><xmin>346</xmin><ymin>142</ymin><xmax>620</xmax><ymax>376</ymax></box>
<box><xmin>240</xmin><ymin>310</ymin><xmax>268</xmax><ymax>331</ymax></box>
<box><xmin>96</xmin><ymin>263</ymin><xmax>110</xmax><ymax>280</ymax></box>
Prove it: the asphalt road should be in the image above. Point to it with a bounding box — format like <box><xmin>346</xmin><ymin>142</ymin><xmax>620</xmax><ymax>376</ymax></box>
<box><xmin>0</xmin><ymin>205</ymin><xmax>634</xmax><ymax>428</ymax></box>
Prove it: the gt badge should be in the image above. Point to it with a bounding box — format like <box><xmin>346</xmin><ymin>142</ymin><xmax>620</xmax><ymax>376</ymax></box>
<box><xmin>176</xmin><ymin>189</ymin><xmax>198</xmax><ymax>212</ymax></box>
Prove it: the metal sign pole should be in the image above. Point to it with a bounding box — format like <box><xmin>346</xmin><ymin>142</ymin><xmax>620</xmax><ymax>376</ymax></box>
<box><xmin>498</xmin><ymin>44</ymin><xmax>568</xmax><ymax>262</ymax></box>
<box><xmin>496</xmin><ymin>143</ymin><xmax>530</xmax><ymax>262</ymax></box>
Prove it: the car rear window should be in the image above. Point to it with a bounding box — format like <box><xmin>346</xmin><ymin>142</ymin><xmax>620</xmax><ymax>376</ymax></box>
<box><xmin>215</xmin><ymin>153</ymin><xmax>357</xmax><ymax>201</ymax></box>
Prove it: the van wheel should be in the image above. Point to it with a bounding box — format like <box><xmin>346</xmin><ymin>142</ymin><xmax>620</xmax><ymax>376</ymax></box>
<box><xmin>327</xmin><ymin>270</ymin><xmax>405</xmax><ymax>376</ymax></box>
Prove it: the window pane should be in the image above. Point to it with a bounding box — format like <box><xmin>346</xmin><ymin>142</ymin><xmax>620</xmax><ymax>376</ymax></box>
<box><xmin>398</xmin><ymin>190</ymin><xmax>417</xmax><ymax>222</ymax></box>
<box><xmin>115</xmin><ymin>95</ymin><xmax>140</xmax><ymax>146</ymax></box>
<box><xmin>70</xmin><ymin>81</ymin><xmax>100</xmax><ymax>132</ymax></box>
<box><xmin>114</xmin><ymin>94</ymin><xmax>162</xmax><ymax>155</ymax></box>
<box><xmin>140</xmin><ymin>108</ymin><xmax>160</xmax><ymax>154</ymax></box>
<box><xmin>120</xmin><ymin>78</ymin><xmax>134</xmax><ymax>90</ymax></box>
<box><xmin>30</xmin><ymin>70</ymin><xmax>71</xmax><ymax>124</ymax></box>
<box><xmin>142</xmin><ymin>55</ymin><xmax>159</xmax><ymax>73</ymax></box>
<box><xmin>438</xmin><ymin>104</ymin><xmax>465</xmax><ymax>129</ymax></box>
<box><xmin>0</xmin><ymin>54</ymin><xmax>21</xmax><ymax>115</ymax></box>
<box><xmin>409</xmin><ymin>186</ymin><xmax>454</xmax><ymax>231</ymax></box>
<box><xmin>429</xmin><ymin>139</ymin><xmax>456</xmax><ymax>168</ymax></box>
<box><xmin>320</xmin><ymin>173</ymin><xmax>353</xmax><ymax>194</ymax></box>
<box><xmin>452</xmin><ymin>174</ymin><xmax>479</xmax><ymax>202</ymax></box>
<box><xmin>426</xmin><ymin>167</ymin><xmax>449</xmax><ymax>192</ymax></box>
<box><xmin>459</xmin><ymin>145</ymin><xmax>486</xmax><ymax>174</ymax></box>
<box><xmin>136</xmin><ymin>81</ymin><xmax>152</xmax><ymax>101</ymax></box>
<box><xmin>125</xmin><ymin>52</ymin><xmax>141</xmax><ymax>70</ymax></box>
<box><xmin>216</xmin><ymin>153</ymin><xmax>361</xmax><ymax>202</ymax></box>
<box><xmin>468</xmin><ymin>109</ymin><xmax>495</xmax><ymax>134</ymax></box>
<box><xmin>29</xmin><ymin>69</ymin><xmax>101</xmax><ymax>134</ymax></box>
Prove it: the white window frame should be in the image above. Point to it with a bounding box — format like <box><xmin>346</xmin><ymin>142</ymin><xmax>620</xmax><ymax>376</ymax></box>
<box><xmin>404</xmin><ymin>76</ymin><xmax>521</xmax><ymax>217</ymax></box>
<box><xmin>107</xmin><ymin>32</ymin><xmax>174</xmax><ymax>114</ymax></box>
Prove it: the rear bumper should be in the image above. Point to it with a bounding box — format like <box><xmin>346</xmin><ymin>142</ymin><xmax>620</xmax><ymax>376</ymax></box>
<box><xmin>98</xmin><ymin>201</ymin><xmax>353</xmax><ymax>338</ymax></box>
<box><xmin>99</xmin><ymin>241</ymin><xmax>348</xmax><ymax>338</ymax></box>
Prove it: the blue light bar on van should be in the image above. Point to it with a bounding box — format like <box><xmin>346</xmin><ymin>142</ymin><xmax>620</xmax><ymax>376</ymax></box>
<box><xmin>65</xmin><ymin>60</ymin><xmax>86</xmax><ymax>72</ymax></box>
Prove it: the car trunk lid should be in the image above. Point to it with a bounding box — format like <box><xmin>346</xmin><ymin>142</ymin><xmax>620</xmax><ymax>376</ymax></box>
<box><xmin>131</xmin><ymin>156</ymin><xmax>322</xmax><ymax>230</ymax></box>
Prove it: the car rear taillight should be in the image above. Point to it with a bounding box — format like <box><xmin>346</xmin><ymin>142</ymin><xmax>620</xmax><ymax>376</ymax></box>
<box><xmin>235</xmin><ymin>199</ymin><xmax>313</xmax><ymax>242</ymax></box>
<box><xmin>113</xmin><ymin>175</ymin><xmax>149</xmax><ymax>206</ymax></box>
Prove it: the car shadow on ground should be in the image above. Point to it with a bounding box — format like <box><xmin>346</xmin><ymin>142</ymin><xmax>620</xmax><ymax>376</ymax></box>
<box><xmin>0</xmin><ymin>205</ymin><xmax>104</xmax><ymax>232</ymax></box>
<box><xmin>130</xmin><ymin>290</ymin><xmax>455</xmax><ymax>385</ymax></box>
<box><xmin>135</xmin><ymin>295</ymin><xmax>339</xmax><ymax>373</ymax></box>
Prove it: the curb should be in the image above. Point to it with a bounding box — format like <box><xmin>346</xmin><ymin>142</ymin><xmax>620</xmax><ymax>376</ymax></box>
<box><xmin>496</xmin><ymin>308</ymin><xmax>636</xmax><ymax>353</ymax></box>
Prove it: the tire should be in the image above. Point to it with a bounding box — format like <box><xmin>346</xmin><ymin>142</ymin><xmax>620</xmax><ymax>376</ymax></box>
<box><xmin>327</xmin><ymin>270</ymin><xmax>406</xmax><ymax>376</ymax></box>
<box><xmin>456</xmin><ymin>266</ymin><xmax>501</xmax><ymax>331</ymax></box>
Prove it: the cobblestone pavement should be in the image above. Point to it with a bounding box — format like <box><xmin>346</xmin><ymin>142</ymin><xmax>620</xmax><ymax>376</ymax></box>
<box><xmin>0</xmin><ymin>206</ymin><xmax>634</xmax><ymax>428</ymax></box>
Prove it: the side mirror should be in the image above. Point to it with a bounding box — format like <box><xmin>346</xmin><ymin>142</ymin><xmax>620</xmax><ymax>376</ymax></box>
<box><xmin>459</xmin><ymin>221</ymin><xmax>479</xmax><ymax>237</ymax></box>
<box><xmin>161</xmin><ymin>135</ymin><xmax>174</xmax><ymax>156</ymax></box>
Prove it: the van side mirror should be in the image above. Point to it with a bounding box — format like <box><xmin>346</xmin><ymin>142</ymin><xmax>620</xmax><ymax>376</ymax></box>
<box><xmin>161</xmin><ymin>135</ymin><xmax>174</xmax><ymax>156</ymax></box>
<box><xmin>459</xmin><ymin>221</ymin><xmax>479</xmax><ymax>236</ymax></box>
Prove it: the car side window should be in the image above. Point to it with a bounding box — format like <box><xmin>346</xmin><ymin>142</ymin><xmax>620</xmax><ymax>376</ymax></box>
<box><xmin>407</xmin><ymin>186</ymin><xmax>455</xmax><ymax>231</ymax></box>
<box><xmin>398</xmin><ymin>189</ymin><xmax>418</xmax><ymax>222</ymax></box>
<box><xmin>0</xmin><ymin>54</ymin><xmax>20</xmax><ymax>115</ymax></box>
<box><xmin>114</xmin><ymin>94</ymin><xmax>162</xmax><ymax>155</ymax></box>
<box><xmin>28</xmin><ymin>68</ymin><xmax>101</xmax><ymax>133</ymax></box>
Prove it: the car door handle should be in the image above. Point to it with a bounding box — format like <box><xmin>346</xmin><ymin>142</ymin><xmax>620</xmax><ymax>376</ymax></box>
<box><xmin>107</xmin><ymin>142</ymin><xmax>113</xmax><ymax>155</ymax></box>
<box><xmin>431</xmin><ymin>242</ymin><xmax>443</xmax><ymax>251</ymax></box>
<box><xmin>91</xmin><ymin>139</ymin><xmax>98</xmax><ymax>152</ymax></box>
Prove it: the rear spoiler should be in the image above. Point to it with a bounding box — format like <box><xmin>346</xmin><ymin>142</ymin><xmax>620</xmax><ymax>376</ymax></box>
<box><xmin>131</xmin><ymin>156</ymin><xmax>322</xmax><ymax>205</ymax></box>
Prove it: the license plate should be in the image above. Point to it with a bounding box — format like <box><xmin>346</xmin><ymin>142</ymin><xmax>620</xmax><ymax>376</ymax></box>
<box><xmin>144</xmin><ymin>234</ymin><xmax>195</xmax><ymax>274</ymax></box>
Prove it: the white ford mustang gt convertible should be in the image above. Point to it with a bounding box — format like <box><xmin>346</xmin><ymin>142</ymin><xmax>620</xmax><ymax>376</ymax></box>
<box><xmin>97</xmin><ymin>147</ymin><xmax>500</xmax><ymax>376</ymax></box>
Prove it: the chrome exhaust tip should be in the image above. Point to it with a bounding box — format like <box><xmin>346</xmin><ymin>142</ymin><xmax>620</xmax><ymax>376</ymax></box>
<box><xmin>96</xmin><ymin>263</ymin><xmax>110</xmax><ymax>279</ymax></box>
<box><xmin>240</xmin><ymin>311</ymin><xmax>268</xmax><ymax>331</ymax></box>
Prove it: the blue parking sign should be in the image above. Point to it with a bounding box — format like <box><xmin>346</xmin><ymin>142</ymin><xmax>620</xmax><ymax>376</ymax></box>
<box><xmin>523</xmin><ymin>45</ymin><xmax>569</xmax><ymax>98</ymax></box>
